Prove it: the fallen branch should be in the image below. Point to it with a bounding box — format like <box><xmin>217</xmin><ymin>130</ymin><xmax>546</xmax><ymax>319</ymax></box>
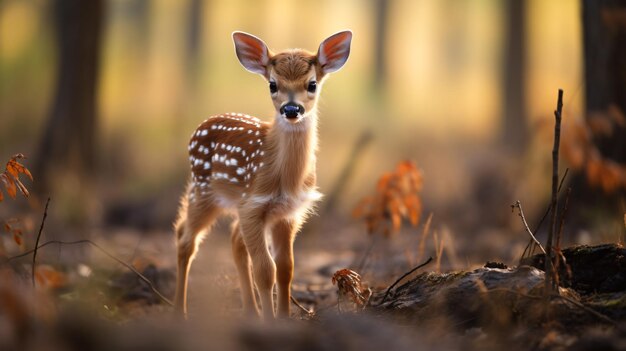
<box><xmin>32</xmin><ymin>197</ymin><xmax>50</xmax><ymax>288</ymax></box>
<box><xmin>379</xmin><ymin>256</ymin><xmax>433</xmax><ymax>305</ymax></box>
<box><xmin>6</xmin><ymin>239</ymin><xmax>173</xmax><ymax>306</ymax></box>
<box><xmin>512</xmin><ymin>200</ymin><xmax>546</xmax><ymax>255</ymax></box>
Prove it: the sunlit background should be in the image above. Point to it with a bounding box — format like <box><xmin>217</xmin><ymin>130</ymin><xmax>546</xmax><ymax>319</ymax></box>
<box><xmin>1</xmin><ymin>0</ymin><xmax>620</xmax><ymax>264</ymax></box>
<box><xmin>3</xmin><ymin>1</ymin><xmax>626</xmax><ymax>349</ymax></box>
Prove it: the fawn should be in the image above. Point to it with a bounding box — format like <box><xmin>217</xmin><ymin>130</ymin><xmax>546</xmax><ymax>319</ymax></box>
<box><xmin>174</xmin><ymin>31</ymin><xmax>352</xmax><ymax>319</ymax></box>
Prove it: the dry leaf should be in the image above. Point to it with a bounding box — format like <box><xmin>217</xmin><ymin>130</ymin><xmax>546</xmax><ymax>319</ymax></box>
<box><xmin>3</xmin><ymin>219</ymin><xmax>25</xmax><ymax>249</ymax></box>
<box><xmin>13</xmin><ymin>233</ymin><xmax>22</xmax><ymax>246</ymax></box>
<box><xmin>332</xmin><ymin>269</ymin><xmax>371</xmax><ymax>307</ymax></box>
<box><xmin>0</xmin><ymin>154</ymin><xmax>33</xmax><ymax>201</ymax></box>
<box><xmin>35</xmin><ymin>265</ymin><xmax>68</xmax><ymax>289</ymax></box>
<box><xmin>557</xmin><ymin>107</ymin><xmax>626</xmax><ymax>194</ymax></box>
<box><xmin>353</xmin><ymin>160</ymin><xmax>424</xmax><ymax>237</ymax></box>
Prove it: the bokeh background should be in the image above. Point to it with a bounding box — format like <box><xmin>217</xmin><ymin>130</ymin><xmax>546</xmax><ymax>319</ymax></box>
<box><xmin>2</xmin><ymin>1</ymin><xmax>626</xmax><ymax>349</ymax></box>
<box><xmin>1</xmin><ymin>0</ymin><xmax>624</xmax><ymax>268</ymax></box>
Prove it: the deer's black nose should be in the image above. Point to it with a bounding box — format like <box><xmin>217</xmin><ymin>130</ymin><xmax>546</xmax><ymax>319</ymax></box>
<box><xmin>280</xmin><ymin>103</ymin><xmax>304</xmax><ymax>119</ymax></box>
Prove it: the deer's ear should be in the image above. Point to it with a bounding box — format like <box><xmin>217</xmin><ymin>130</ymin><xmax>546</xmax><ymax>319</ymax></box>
<box><xmin>233</xmin><ymin>32</ymin><xmax>270</xmax><ymax>75</ymax></box>
<box><xmin>317</xmin><ymin>31</ymin><xmax>352</xmax><ymax>74</ymax></box>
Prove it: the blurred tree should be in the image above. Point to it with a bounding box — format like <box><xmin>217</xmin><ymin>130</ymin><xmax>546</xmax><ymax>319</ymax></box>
<box><xmin>373</xmin><ymin>0</ymin><xmax>389</xmax><ymax>92</ymax></box>
<box><xmin>185</xmin><ymin>0</ymin><xmax>204</xmax><ymax>94</ymax></box>
<box><xmin>501</xmin><ymin>0</ymin><xmax>528</xmax><ymax>153</ymax></box>
<box><xmin>129</xmin><ymin>0</ymin><xmax>151</xmax><ymax>43</ymax></box>
<box><xmin>34</xmin><ymin>0</ymin><xmax>104</xmax><ymax>194</ymax></box>
<box><xmin>186</xmin><ymin>0</ymin><xmax>203</xmax><ymax>68</ymax></box>
<box><xmin>573</xmin><ymin>0</ymin><xmax>626</xmax><ymax>221</ymax></box>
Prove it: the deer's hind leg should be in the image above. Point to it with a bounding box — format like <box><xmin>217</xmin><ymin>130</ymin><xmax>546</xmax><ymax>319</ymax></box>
<box><xmin>230</xmin><ymin>220</ymin><xmax>259</xmax><ymax>316</ymax></box>
<box><xmin>174</xmin><ymin>193</ymin><xmax>222</xmax><ymax>316</ymax></box>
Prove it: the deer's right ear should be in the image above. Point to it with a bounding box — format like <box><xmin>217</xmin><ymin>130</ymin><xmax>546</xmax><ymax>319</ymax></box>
<box><xmin>233</xmin><ymin>32</ymin><xmax>270</xmax><ymax>75</ymax></box>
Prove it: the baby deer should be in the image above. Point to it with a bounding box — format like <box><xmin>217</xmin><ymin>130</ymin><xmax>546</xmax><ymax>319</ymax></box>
<box><xmin>174</xmin><ymin>31</ymin><xmax>352</xmax><ymax>319</ymax></box>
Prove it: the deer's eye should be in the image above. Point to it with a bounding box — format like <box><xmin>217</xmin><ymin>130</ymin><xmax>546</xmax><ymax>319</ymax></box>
<box><xmin>269</xmin><ymin>81</ymin><xmax>277</xmax><ymax>94</ymax></box>
<box><xmin>307</xmin><ymin>81</ymin><xmax>317</xmax><ymax>93</ymax></box>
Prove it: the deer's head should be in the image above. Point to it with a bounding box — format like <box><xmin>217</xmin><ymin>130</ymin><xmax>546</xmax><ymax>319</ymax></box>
<box><xmin>233</xmin><ymin>31</ymin><xmax>352</xmax><ymax>125</ymax></box>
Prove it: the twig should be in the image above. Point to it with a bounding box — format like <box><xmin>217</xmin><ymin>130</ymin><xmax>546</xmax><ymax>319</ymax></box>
<box><xmin>545</xmin><ymin>89</ymin><xmax>564</xmax><ymax>297</ymax></box>
<box><xmin>416</xmin><ymin>212</ymin><xmax>433</xmax><ymax>264</ymax></box>
<box><xmin>556</xmin><ymin>187</ymin><xmax>572</xmax><ymax>249</ymax></box>
<box><xmin>512</xmin><ymin>200</ymin><xmax>546</xmax><ymax>255</ymax></box>
<box><xmin>290</xmin><ymin>296</ymin><xmax>313</xmax><ymax>316</ymax></box>
<box><xmin>434</xmin><ymin>232</ymin><xmax>444</xmax><ymax>272</ymax></box>
<box><xmin>6</xmin><ymin>239</ymin><xmax>173</xmax><ymax>306</ymax></box>
<box><xmin>553</xmin><ymin>187</ymin><xmax>573</xmax><ymax>287</ymax></box>
<box><xmin>379</xmin><ymin>256</ymin><xmax>433</xmax><ymax>305</ymax></box>
<box><xmin>520</xmin><ymin>168</ymin><xmax>569</xmax><ymax>261</ymax></box>
<box><xmin>554</xmin><ymin>293</ymin><xmax>616</xmax><ymax>326</ymax></box>
<box><xmin>32</xmin><ymin>197</ymin><xmax>50</xmax><ymax>288</ymax></box>
<box><xmin>355</xmin><ymin>235</ymin><xmax>377</xmax><ymax>272</ymax></box>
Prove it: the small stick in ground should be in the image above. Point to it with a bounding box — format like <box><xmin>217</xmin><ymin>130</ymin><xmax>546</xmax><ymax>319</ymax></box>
<box><xmin>556</xmin><ymin>187</ymin><xmax>572</xmax><ymax>249</ymax></box>
<box><xmin>434</xmin><ymin>232</ymin><xmax>444</xmax><ymax>272</ymax></box>
<box><xmin>379</xmin><ymin>256</ymin><xmax>433</xmax><ymax>306</ymax></box>
<box><xmin>512</xmin><ymin>200</ymin><xmax>546</xmax><ymax>255</ymax></box>
<box><xmin>545</xmin><ymin>89</ymin><xmax>564</xmax><ymax>297</ymax></box>
<box><xmin>416</xmin><ymin>212</ymin><xmax>434</xmax><ymax>264</ymax></box>
<box><xmin>355</xmin><ymin>235</ymin><xmax>377</xmax><ymax>272</ymax></box>
<box><xmin>520</xmin><ymin>168</ymin><xmax>569</xmax><ymax>262</ymax></box>
<box><xmin>32</xmin><ymin>197</ymin><xmax>50</xmax><ymax>288</ymax></box>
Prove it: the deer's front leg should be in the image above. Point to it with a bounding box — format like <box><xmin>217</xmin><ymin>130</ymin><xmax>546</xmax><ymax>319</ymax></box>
<box><xmin>271</xmin><ymin>219</ymin><xmax>297</xmax><ymax>318</ymax></box>
<box><xmin>240</xmin><ymin>212</ymin><xmax>276</xmax><ymax>320</ymax></box>
<box><xmin>230</xmin><ymin>220</ymin><xmax>259</xmax><ymax>316</ymax></box>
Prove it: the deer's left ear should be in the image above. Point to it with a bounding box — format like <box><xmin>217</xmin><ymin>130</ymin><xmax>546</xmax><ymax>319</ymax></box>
<box><xmin>317</xmin><ymin>30</ymin><xmax>352</xmax><ymax>75</ymax></box>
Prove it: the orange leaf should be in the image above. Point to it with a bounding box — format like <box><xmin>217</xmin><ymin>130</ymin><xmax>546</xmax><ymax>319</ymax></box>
<box><xmin>35</xmin><ymin>265</ymin><xmax>67</xmax><ymax>289</ymax></box>
<box><xmin>5</xmin><ymin>154</ymin><xmax>33</xmax><ymax>181</ymax></box>
<box><xmin>391</xmin><ymin>212</ymin><xmax>401</xmax><ymax>232</ymax></box>
<box><xmin>1</xmin><ymin>173</ymin><xmax>17</xmax><ymax>199</ymax></box>
<box><xmin>14</xmin><ymin>178</ymin><xmax>29</xmax><ymax>198</ymax></box>
<box><xmin>13</xmin><ymin>233</ymin><xmax>22</xmax><ymax>246</ymax></box>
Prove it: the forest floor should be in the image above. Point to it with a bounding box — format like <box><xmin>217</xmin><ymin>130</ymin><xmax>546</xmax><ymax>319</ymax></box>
<box><xmin>2</xmin><ymin>214</ymin><xmax>625</xmax><ymax>351</ymax></box>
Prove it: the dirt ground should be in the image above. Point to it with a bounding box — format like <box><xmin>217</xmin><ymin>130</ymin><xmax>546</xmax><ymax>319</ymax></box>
<box><xmin>1</xmin><ymin>211</ymin><xmax>625</xmax><ymax>351</ymax></box>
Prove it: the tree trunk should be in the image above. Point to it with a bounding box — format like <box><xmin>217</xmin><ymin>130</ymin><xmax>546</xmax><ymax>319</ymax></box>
<box><xmin>372</xmin><ymin>0</ymin><xmax>389</xmax><ymax>91</ymax></box>
<box><xmin>35</xmin><ymin>0</ymin><xmax>104</xmax><ymax>194</ymax></box>
<box><xmin>501</xmin><ymin>0</ymin><xmax>528</xmax><ymax>153</ymax></box>
<box><xmin>582</xmin><ymin>0</ymin><xmax>626</xmax><ymax>161</ymax></box>
<box><xmin>570</xmin><ymin>0</ymin><xmax>626</xmax><ymax>224</ymax></box>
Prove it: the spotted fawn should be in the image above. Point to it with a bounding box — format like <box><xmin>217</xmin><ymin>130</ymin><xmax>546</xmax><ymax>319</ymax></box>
<box><xmin>174</xmin><ymin>31</ymin><xmax>352</xmax><ymax>319</ymax></box>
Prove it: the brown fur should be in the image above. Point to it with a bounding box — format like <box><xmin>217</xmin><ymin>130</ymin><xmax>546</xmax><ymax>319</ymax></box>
<box><xmin>174</xmin><ymin>31</ymin><xmax>351</xmax><ymax>320</ymax></box>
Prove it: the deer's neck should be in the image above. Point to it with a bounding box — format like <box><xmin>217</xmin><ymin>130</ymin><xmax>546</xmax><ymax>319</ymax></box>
<box><xmin>262</xmin><ymin>111</ymin><xmax>318</xmax><ymax>194</ymax></box>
